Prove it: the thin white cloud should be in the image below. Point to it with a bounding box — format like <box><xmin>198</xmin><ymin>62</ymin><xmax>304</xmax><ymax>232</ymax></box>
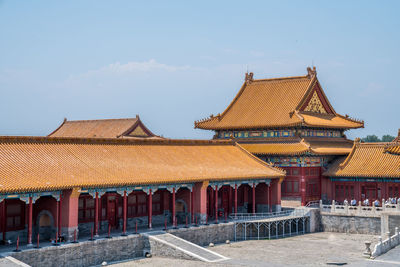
<box><xmin>89</xmin><ymin>59</ymin><xmax>190</xmax><ymax>75</ymax></box>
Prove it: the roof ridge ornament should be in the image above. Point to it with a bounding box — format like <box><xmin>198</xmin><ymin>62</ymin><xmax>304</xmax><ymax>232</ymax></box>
<box><xmin>307</xmin><ymin>66</ymin><xmax>317</xmax><ymax>78</ymax></box>
<box><xmin>245</xmin><ymin>72</ymin><xmax>254</xmax><ymax>84</ymax></box>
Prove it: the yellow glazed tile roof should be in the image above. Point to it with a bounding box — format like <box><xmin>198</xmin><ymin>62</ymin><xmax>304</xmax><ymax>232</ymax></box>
<box><xmin>324</xmin><ymin>142</ymin><xmax>400</xmax><ymax>178</ymax></box>
<box><xmin>240</xmin><ymin>142</ymin><xmax>309</xmax><ymax>155</ymax></box>
<box><xmin>240</xmin><ymin>139</ymin><xmax>353</xmax><ymax>156</ymax></box>
<box><xmin>0</xmin><ymin>137</ymin><xmax>284</xmax><ymax>194</ymax></box>
<box><xmin>385</xmin><ymin>143</ymin><xmax>400</xmax><ymax>155</ymax></box>
<box><xmin>298</xmin><ymin>112</ymin><xmax>363</xmax><ymax>129</ymax></box>
<box><xmin>195</xmin><ymin>68</ymin><xmax>363</xmax><ymax>130</ymax></box>
<box><xmin>49</xmin><ymin>116</ymin><xmax>159</xmax><ymax>139</ymax></box>
<box><xmin>385</xmin><ymin>130</ymin><xmax>400</xmax><ymax>155</ymax></box>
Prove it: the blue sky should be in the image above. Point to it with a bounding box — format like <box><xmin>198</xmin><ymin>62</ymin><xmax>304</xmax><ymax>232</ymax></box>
<box><xmin>0</xmin><ymin>1</ymin><xmax>399</xmax><ymax>139</ymax></box>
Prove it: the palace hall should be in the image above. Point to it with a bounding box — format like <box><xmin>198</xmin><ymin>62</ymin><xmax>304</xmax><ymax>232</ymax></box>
<box><xmin>0</xmin><ymin>118</ymin><xmax>284</xmax><ymax>245</ymax></box>
<box><xmin>1</xmin><ymin>67</ymin><xmax>399</xmax><ymax>247</ymax></box>
<box><xmin>324</xmin><ymin>135</ymin><xmax>400</xmax><ymax>203</ymax></box>
<box><xmin>195</xmin><ymin>67</ymin><xmax>365</xmax><ymax>206</ymax></box>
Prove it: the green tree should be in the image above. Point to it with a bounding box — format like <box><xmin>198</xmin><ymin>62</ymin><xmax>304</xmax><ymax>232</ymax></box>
<box><xmin>382</xmin><ymin>135</ymin><xmax>396</xmax><ymax>142</ymax></box>
<box><xmin>361</xmin><ymin>135</ymin><xmax>380</xmax><ymax>142</ymax></box>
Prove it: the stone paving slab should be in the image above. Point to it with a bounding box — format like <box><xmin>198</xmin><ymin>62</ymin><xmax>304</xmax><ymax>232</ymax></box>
<box><xmin>111</xmin><ymin>232</ymin><xmax>398</xmax><ymax>267</ymax></box>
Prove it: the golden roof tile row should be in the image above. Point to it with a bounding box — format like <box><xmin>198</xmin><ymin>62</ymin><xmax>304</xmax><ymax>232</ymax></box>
<box><xmin>195</xmin><ymin>68</ymin><xmax>363</xmax><ymax>130</ymax></box>
<box><xmin>0</xmin><ymin>136</ymin><xmax>284</xmax><ymax>194</ymax></box>
<box><xmin>324</xmin><ymin>142</ymin><xmax>400</xmax><ymax>178</ymax></box>
<box><xmin>240</xmin><ymin>139</ymin><xmax>353</xmax><ymax>156</ymax></box>
<box><xmin>49</xmin><ymin>116</ymin><xmax>160</xmax><ymax>139</ymax></box>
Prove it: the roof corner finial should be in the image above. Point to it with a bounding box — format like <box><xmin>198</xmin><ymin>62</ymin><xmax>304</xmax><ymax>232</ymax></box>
<box><xmin>398</xmin><ymin>128</ymin><xmax>400</xmax><ymax>138</ymax></box>
<box><xmin>245</xmin><ymin>72</ymin><xmax>254</xmax><ymax>84</ymax></box>
<box><xmin>63</xmin><ymin>117</ymin><xmax>67</xmax><ymax>122</ymax></box>
<box><xmin>354</xmin><ymin>137</ymin><xmax>361</xmax><ymax>144</ymax></box>
<box><xmin>307</xmin><ymin>66</ymin><xmax>317</xmax><ymax>78</ymax></box>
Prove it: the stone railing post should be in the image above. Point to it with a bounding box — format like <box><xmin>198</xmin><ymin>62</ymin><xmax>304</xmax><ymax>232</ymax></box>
<box><xmin>397</xmin><ymin>203</ymin><xmax>400</xmax><ymax>211</ymax></box>
<box><xmin>382</xmin><ymin>199</ymin><xmax>385</xmax><ymax>211</ymax></box>
<box><xmin>372</xmin><ymin>204</ymin><xmax>376</xmax><ymax>214</ymax></box>
<box><xmin>363</xmin><ymin>241</ymin><xmax>372</xmax><ymax>258</ymax></box>
<box><xmin>358</xmin><ymin>201</ymin><xmax>362</xmax><ymax>214</ymax></box>
<box><xmin>396</xmin><ymin>227</ymin><xmax>400</xmax><ymax>245</ymax></box>
<box><xmin>345</xmin><ymin>202</ymin><xmax>349</xmax><ymax>215</ymax></box>
<box><xmin>319</xmin><ymin>200</ymin><xmax>323</xmax><ymax>209</ymax></box>
<box><xmin>331</xmin><ymin>200</ymin><xmax>336</xmax><ymax>213</ymax></box>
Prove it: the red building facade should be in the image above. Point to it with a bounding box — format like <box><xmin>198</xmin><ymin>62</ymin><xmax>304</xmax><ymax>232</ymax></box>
<box><xmin>323</xmin><ymin>138</ymin><xmax>400</xmax><ymax>204</ymax></box>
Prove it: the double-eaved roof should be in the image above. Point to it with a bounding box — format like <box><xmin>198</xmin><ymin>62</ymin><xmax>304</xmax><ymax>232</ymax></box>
<box><xmin>0</xmin><ymin>136</ymin><xmax>284</xmax><ymax>194</ymax></box>
<box><xmin>241</xmin><ymin>138</ymin><xmax>353</xmax><ymax>156</ymax></box>
<box><xmin>324</xmin><ymin>140</ymin><xmax>400</xmax><ymax>178</ymax></box>
<box><xmin>49</xmin><ymin>115</ymin><xmax>161</xmax><ymax>139</ymax></box>
<box><xmin>195</xmin><ymin>67</ymin><xmax>363</xmax><ymax>130</ymax></box>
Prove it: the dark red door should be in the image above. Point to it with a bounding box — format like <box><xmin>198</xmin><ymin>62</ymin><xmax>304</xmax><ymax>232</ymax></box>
<box><xmin>107</xmin><ymin>197</ymin><xmax>117</xmax><ymax>228</ymax></box>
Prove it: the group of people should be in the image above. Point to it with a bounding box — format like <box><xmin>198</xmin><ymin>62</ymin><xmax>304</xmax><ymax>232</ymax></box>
<box><xmin>341</xmin><ymin>197</ymin><xmax>400</xmax><ymax>207</ymax></box>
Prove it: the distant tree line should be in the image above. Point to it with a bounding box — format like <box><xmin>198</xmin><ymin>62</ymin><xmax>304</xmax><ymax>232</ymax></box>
<box><xmin>361</xmin><ymin>135</ymin><xmax>395</xmax><ymax>142</ymax></box>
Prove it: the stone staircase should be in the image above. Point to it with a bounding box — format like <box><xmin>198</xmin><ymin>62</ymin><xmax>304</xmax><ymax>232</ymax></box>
<box><xmin>0</xmin><ymin>256</ymin><xmax>30</xmax><ymax>267</ymax></box>
<box><xmin>144</xmin><ymin>231</ymin><xmax>228</xmax><ymax>262</ymax></box>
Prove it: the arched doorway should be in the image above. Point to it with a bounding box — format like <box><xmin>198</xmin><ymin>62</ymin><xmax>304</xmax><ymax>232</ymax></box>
<box><xmin>36</xmin><ymin>210</ymin><xmax>54</xmax><ymax>241</ymax></box>
<box><xmin>34</xmin><ymin>196</ymin><xmax>57</xmax><ymax>241</ymax></box>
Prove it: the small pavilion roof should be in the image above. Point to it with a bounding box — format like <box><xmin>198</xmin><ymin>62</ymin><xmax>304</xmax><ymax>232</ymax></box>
<box><xmin>49</xmin><ymin>115</ymin><xmax>161</xmax><ymax>139</ymax></box>
<box><xmin>195</xmin><ymin>67</ymin><xmax>363</xmax><ymax>130</ymax></box>
<box><xmin>240</xmin><ymin>138</ymin><xmax>353</xmax><ymax>156</ymax></box>
<box><xmin>324</xmin><ymin>140</ymin><xmax>400</xmax><ymax>178</ymax></box>
<box><xmin>0</xmin><ymin>136</ymin><xmax>284</xmax><ymax>194</ymax></box>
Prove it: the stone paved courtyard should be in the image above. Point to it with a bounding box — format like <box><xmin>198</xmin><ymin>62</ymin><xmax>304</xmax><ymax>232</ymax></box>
<box><xmin>111</xmin><ymin>232</ymin><xmax>400</xmax><ymax>266</ymax></box>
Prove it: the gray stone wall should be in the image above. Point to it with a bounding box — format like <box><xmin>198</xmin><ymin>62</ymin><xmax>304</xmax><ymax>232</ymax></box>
<box><xmin>11</xmin><ymin>234</ymin><xmax>145</xmax><ymax>267</ymax></box>
<box><xmin>168</xmin><ymin>223</ymin><xmax>235</xmax><ymax>246</ymax></box>
<box><xmin>380</xmin><ymin>213</ymin><xmax>400</xmax><ymax>236</ymax></box>
<box><xmin>320</xmin><ymin>213</ymin><xmax>381</xmax><ymax>234</ymax></box>
<box><xmin>308</xmin><ymin>208</ymin><xmax>321</xmax><ymax>233</ymax></box>
<box><xmin>256</xmin><ymin>204</ymin><xmax>270</xmax><ymax>213</ymax></box>
<box><xmin>389</xmin><ymin>215</ymin><xmax>400</xmax><ymax>235</ymax></box>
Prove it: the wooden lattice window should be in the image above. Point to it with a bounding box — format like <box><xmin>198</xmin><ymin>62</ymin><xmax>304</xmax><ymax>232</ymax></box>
<box><xmin>78</xmin><ymin>195</ymin><xmax>95</xmax><ymax>223</ymax></box>
<box><xmin>5</xmin><ymin>199</ymin><xmax>25</xmax><ymax>231</ymax></box>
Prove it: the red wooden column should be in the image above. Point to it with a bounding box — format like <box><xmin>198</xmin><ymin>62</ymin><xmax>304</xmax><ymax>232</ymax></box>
<box><xmin>55</xmin><ymin>199</ymin><xmax>59</xmax><ymax>239</ymax></box>
<box><xmin>234</xmin><ymin>184</ymin><xmax>238</xmax><ymax>214</ymax></box>
<box><xmin>190</xmin><ymin>189</ymin><xmax>193</xmax><ymax>224</ymax></box>
<box><xmin>252</xmin><ymin>183</ymin><xmax>256</xmax><ymax>215</ymax></box>
<box><xmin>2</xmin><ymin>200</ymin><xmax>5</xmax><ymax>242</ymax></box>
<box><xmin>268</xmin><ymin>185</ymin><xmax>272</xmax><ymax>212</ymax></box>
<box><xmin>122</xmin><ymin>191</ymin><xmax>127</xmax><ymax>235</ymax></box>
<box><xmin>58</xmin><ymin>193</ymin><xmax>62</xmax><ymax>237</ymax></box>
<box><xmin>228</xmin><ymin>186</ymin><xmax>232</xmax><ymax>215</ymax></box>
<box><xmin>172</xmin><ymin>188</ymin><xmax>176</xmax><ymax>227</ymax></box>
<box><xmin>300</xmin><ymin>168</ymin><xmax>306</xmax><ymax>206</ymax></box>
<box><xmin>27</xmin><ymin>197</ymin><xmax>33</xmax><ymax>245</ymax></box>
<box><xmin>215</xmin><ymin>185</ymin><xmax>218</xmax><ymax>223</ymax></box>
<box><xmin>148</xmin><ymin>189</ymin><xmax>152</xmax><ymax>229</ymax></box>
<box><xmin>94</xmin><ymin>192</ymin><xmax>99</xmax><ymax>236</ymax></box>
